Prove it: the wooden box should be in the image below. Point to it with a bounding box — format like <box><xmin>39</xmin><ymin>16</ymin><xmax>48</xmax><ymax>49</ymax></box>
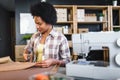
<box><xmin>15</xmin><ymin>45</ymin><xmax>26</xmax><ymax>61</ymax></box>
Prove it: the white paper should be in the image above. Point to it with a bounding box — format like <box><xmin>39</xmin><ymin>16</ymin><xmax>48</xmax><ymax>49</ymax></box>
<box><xmin>20</xmin><ymin>13</ymin><xmax>36</xmax><ymax>34</ymax></box>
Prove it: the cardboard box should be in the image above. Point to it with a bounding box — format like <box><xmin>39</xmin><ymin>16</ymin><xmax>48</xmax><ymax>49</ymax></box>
<box><xmin>85</xmin><ymin>14</ymin><xmax>97</xmax><ymax>21</ymax></box>
<box><xmin>78</xmin><ymin>28</ymin><xmax>89</xmax><ymax>33</ymax></box>
<box><xmin>15</xmin><ymin>45</ymin><xmax>26</xmax><ymax>61</ymax></box>
<box><xmin>77</xmin><ymin>9</ymin><xmax>85</xmax><ymax>21</ymax></box>
<box><xmin>56</xmin><ymin>8</ymin><xmax>67</xmax><ymax>22</ymax></box>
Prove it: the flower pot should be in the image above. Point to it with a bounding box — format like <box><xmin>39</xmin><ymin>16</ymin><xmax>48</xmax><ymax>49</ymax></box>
<box><xmin>99</xmin><ymin>16</ymin><xmax>103</xmax><ymax>21</ymax></box>
<box><xmin>113</xmin><ymin>1</ymin><xmax>117</xmax><ymax>6</ymax></box>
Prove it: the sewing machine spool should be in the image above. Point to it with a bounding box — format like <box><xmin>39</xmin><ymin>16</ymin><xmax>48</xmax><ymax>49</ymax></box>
<box><xmin>115</xmin><ymin>53</ymin><xmax>120</xmax><ymax>66</ymax></box>
<box><xmin>116</xmin><ymin>38</ymin><xmax>120</xmax><ymax>47</ymax></box>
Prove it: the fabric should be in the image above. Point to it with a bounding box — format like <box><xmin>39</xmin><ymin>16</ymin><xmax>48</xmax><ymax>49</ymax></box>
<box><xmin>0</xmin><ymin>56</ymin><xmax>35</xmax><ymax>72</ymax></box>
<box><xmin>0</xmin><ymin>56</ymin><xmax>13</xmax><ymax>64</ymax></box>
<box><xmin>24</xmin><ymin>29</ymin><xmax>71</xmax><ymax>63</ymax></box>
<box><xmin>0</xmin><ymin>62</ymin><xmax>35</xmax><ymax>72</ymax></box>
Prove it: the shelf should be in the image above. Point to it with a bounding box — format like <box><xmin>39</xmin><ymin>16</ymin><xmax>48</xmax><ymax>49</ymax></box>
<box><xmin>78</xmin><ymin>21</ymin><xmax>107</xmax><ymax>24</ymax></box>
<box><xmin>54</xmin><ymin>5</ymin><xmax>73</xmax><ymax>8</ymax></box>
<box><xmin>111</xmin><ymin>6</ymin><xmax>120</xmax><ymax>31</ymax></box>
<box><xmin>54</xmin><ymin>5</ymin><xmax>111</xmax><ymax>34</ymax></box>
<box><xmin>77</xmin><ymin>5</ymin><xmax>108</xmax><ymax>9</ymax></box>
<box><xmin>112</xmin><ymin>6</ymin><xmax>120</xmax><ymax>9</ymax></box>
<box><xmin>113</xmin><ymin>26</ymin><xmax>120</xmax><ymax>28</ymax></box>
<box><xmin>57</xmin><ymin>21</ymin><xmax>73</xmax><ymax>24</ymax></box>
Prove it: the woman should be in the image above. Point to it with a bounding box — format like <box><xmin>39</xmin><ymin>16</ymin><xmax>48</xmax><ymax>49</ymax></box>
<box><xmin>23</xmin><ymin>2</ymin><xmax>71</xmax><ymax>68</ymax></box>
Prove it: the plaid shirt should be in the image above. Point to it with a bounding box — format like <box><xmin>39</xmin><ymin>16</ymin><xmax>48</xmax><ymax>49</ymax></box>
<box><xmin>24</xmin><ymin>29</ymin><xmax>71</xmax><ymax>63</ymax></box>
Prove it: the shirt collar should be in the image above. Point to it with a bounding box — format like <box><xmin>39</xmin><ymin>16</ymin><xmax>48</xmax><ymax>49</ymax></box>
<box><xmin>38</xmin><ymin>28</ymin><xmax>56</xmax><ymax>38</ymax></box>
<box><xmin>49</xmin><ymin>29</ymin><xmax>56</xmax><ymax>38</ymax></box>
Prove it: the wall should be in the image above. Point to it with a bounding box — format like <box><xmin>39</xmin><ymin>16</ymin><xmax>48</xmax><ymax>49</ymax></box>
<box><xmin>0</xmin><ymin>5</ymin><xmax>13</xmax><ymax>59</ymax></box>
<box><xmin>15</xmin><ymin>0</ymin><xmax>119</xmax><ymax>45</ymax></box>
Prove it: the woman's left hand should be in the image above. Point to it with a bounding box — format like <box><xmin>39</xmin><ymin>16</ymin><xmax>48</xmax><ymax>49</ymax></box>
<box><xmin>35</xmin><ymin>59</ymin><xmax>58</xmax><ymax>68</ymax></box>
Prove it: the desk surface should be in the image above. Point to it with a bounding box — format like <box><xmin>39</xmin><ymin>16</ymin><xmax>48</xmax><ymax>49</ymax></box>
<box><xmin>0</xmin><ymin>67</ymin><xmax>54</xmax><ymax>80</ymax></box>
<box><xmin>0</xmin><ymin>67</ymin><xmax>106</xmax><ymax>80</ymax></box>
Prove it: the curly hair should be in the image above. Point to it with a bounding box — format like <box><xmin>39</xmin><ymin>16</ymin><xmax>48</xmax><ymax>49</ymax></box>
<box><xmin>30</xmin><ymin>2</ymin><xmax>57</xmax><ymax>25</ymax></box>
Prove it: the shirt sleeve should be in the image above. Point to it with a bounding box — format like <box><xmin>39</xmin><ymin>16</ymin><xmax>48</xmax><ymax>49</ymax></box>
<box><xmin>59</xmin><ymin>36</ymin><xmax>71</xmax><ymax>64</ymax></box>
<box><xmin>24</xmin><ymin>34</ymin><xmax>35</xmax><ymax>54</ymax></box>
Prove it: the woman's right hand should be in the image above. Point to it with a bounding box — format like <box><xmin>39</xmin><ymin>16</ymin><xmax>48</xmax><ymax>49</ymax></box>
<box><xmin>23</xmin><ymin>50</ymin><xmax>33</xmax><ymax>61</ymax></box>
<box><xmin>23</xmin><ymin>53</ymin><xmax>28</xmax><ymax>61</ymax></box>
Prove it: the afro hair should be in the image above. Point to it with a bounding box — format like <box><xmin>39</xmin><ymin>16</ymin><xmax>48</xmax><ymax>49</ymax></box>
<box><xmin>30</xmin><ymin>2</ymin><xmax>57</xmax><ymax>25</ymax></box>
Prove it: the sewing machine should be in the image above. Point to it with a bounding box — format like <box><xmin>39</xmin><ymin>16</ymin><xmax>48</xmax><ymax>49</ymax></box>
<box><xmin>66</xmin><ymin>32</ymin><xmax>120</xmax><ymax>80</ymax></box>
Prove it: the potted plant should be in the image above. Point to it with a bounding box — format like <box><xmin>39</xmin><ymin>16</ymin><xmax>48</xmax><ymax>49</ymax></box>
<box><xmin>98</xmin><ymin>13</ymin><xmax>104</xmax><ymax>21</ymax></box>
<box><xmin>114</xmin><ymin>27</ymin><xmax>120</xmax><ymax>32</ymax></box>
<box><xmin>113</xmin><ymin>0</ymin><xmax>117</xmax><ymax>6</ymax></box>
<box><xmin>22</xmin><ymin>34</ymin><xmax>32</xmax><ymax>44</ymax></box>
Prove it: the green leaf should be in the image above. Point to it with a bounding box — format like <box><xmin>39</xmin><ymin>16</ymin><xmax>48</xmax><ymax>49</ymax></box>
<box><xmin>22</xmin><ymin>34</ymin><xmax>32</xmax><ymax>40</ymax></box>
